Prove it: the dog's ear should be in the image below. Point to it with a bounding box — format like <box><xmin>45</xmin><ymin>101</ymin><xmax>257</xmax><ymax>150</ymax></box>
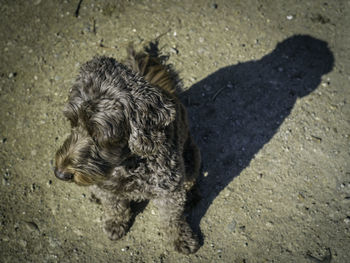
<box><xmin>128</xmin><ymin>84</ymin><xmax>176</xmax><ymax>157</ymax></box>
<box><xmin>79</xmin><ymin>99</ymin><xmax>127</xmax><ymax>144</ymax></box>
<box><xmin>63</xmin><ymin>96</ymin><xmax>83</xmax><ymax>127</ymax></box>
<box><xmin>63</xmin><ymin>56</ymin><xmax>118</xmax><ymax>127</ymax></box>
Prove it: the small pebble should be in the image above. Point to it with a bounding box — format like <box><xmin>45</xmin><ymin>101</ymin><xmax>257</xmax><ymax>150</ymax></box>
<box><xmin>73</xmin><ymin>228</ymin><xmax>83</xmax><ymax>236</ymax></box>
<box><xmin>170</xmin><ymin>47</ymin><xmax>179</xmax><ymax>54</ymax></box>
<box><xmin>2</xmin><ymin>178</ymin><xmax>9</xmax><ymax>186</ymax></box>
<box><xmin>8</xmin><ymin>72</ymin><xmax>17</xmax><ymax>78</ymax></box>
<box><xmin>266</xmin><ymin>221</ymin><xmax>274</xmax><ymax>227</ymax></box>
<box><xmin>18</xmin><ymin>239</ymin><xmax>27</xmax><ymax>247</ymax></box>
<box><xmin>121</xmin><ymin>246</ymin><xmax>129</xmax><ymax>252</ymax></box>
<box><xmin>227</xmin><ymin>219</ymin><xmax>236</xmax><ymax>232</ymax></box>
<box><xmin>287</xmin><ymin>15</ymin><xmax>293</xmax><ymax>20</ymax></box>
<box><xmin>49</xmin><ymin>237</ymin><xmax>61</xmax><ymax>248</ymax></box>
<box><xmin>24</xmin><ymin>221</ymin><xmax>40</xmax><ymax>233</ymax></box>
<box><xmin>4</xmin><ymin>169</ymin><xmax>10</xmax><ymax>177</ymax></box>
<box><xmin>298</xmin><ymin>193</ymin><xmax>305</xmax><ymax>201</ymax></box>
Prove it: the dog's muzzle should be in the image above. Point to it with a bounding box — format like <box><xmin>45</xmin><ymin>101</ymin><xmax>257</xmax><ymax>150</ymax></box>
<box><xmin>54</xmin><ymin>167</ymin><xmax>74</xmax><ymax>181</ymax></box>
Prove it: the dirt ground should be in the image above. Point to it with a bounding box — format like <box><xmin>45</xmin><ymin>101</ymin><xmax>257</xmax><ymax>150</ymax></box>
<box><xmin>0</xmin><ymin>0</ymin><xmax>349</xmax><ymax>262</ymax></box>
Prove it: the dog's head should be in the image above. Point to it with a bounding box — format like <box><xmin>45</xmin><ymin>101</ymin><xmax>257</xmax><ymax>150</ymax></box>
<box><xmin>54</xmin><ymin>56</ymin><xmax>176</xmax><ymax>186</ymax></box>
<box><xmin>54</xmin><ymin>125</ymin><xmax>131</xmax><ymax>186</ymax></box>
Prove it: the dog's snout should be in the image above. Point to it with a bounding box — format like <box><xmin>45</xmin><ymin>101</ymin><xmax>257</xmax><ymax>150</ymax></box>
<box><xmin>54</xmin><ymin>167</ymin><xmax>74</xmax><ymax>181</ymax></box>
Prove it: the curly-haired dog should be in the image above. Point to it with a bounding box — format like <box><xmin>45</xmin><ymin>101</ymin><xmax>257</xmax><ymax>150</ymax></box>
<box><xmin>54</xmin><ymin>46</ymin><xmax>201</xmax><ymax>254</ymax></box>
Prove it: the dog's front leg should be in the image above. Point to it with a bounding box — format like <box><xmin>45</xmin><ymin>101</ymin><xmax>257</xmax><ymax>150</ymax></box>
<box><xmin>103</xmin><ymin>198</ymin><xmax>132</xmax><ymax>240</ymax></box>
<box><xmin>155</xmin><ymin>189</ymin><xmax>199</xmax><ymax>254</ymax></box>
<box><xmin>90</xmin><ymin>186</ymin><xmax>132</xmax><ymax>240</ymax></box>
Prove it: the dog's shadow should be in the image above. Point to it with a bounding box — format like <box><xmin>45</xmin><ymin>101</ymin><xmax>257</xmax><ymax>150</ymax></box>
<box><xmin>181</xmin><ymin>35</ymin><xmax>334</xmax><ymax>241</ymax></box>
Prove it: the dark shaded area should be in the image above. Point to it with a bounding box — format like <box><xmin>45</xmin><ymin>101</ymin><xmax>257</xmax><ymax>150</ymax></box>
<box><xmin>181</xmin><ymin>35</ymin><xmax>334</xmax><ymax>241</ymax></box>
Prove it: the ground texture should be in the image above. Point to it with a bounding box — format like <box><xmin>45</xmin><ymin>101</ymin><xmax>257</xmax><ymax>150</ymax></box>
<box><xmin>0</xmin><ymin>0</ymin><xmax>349</xmax><ymax>262</ymax></box>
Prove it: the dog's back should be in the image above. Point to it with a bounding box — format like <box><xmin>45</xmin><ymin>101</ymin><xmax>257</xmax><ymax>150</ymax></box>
<box><xmin>125</xmin><ymin>46</ymin><xmax>177</xmax><ymax>95</ymax></box>
<box><xmin>125</xmin><ymin>45</ymin><xmax>200</xmax><ymax>188</ymax></box>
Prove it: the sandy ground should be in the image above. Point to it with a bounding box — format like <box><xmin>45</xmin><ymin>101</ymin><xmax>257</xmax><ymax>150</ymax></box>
<box><xmin>0</xmin><ymin>0</ymin><xmax>349</xmax><ymax>262</ymax></box>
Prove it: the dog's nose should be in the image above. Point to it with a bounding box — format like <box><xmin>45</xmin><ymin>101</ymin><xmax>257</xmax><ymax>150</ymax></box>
<box><xmin>54</xmin><ymin>167</ymin><xmax>74</xmax><ymax>181</ymax></box>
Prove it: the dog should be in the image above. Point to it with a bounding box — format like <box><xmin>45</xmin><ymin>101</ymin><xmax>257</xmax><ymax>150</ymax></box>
<box><xmin>54</xmin><ymin>45</ymin><xmax>201</xmax><ymax>254</ymax></box>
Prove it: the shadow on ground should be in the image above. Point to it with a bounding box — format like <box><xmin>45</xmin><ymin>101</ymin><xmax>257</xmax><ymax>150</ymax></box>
<box><xmin>181</xmin><ymin>35</ymin><xmax>334</xmax><ymax>242</ymax></box>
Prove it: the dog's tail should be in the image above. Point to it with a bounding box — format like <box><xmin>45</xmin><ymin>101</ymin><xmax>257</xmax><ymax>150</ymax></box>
<box><xmin>125</xmin><ymin>45</ymin><xmax>177</xmax><ymax>94</ymax></box>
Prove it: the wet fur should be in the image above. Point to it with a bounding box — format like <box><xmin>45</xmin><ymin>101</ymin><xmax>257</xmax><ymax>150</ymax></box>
<box><xmin>54</xmin><ymin>46</ymin><xmax>201</xmax><ymax>254</ymax></box>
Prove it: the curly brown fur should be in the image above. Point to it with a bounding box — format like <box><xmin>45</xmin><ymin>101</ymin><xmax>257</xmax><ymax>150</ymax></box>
<box><xmin>54</xmin><ymin>46</ymin><xmax>201</xmax><ymax>254</ymax></box>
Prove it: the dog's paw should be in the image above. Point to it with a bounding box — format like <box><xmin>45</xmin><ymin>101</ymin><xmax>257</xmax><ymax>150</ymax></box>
<box><xmin>104</xmin><ymin>219</ymin><xmax>128</xmax><ymax>241</ymax></box>
<box><xmin>174</xmin><ymin>231</ymin><xmax>200</xmax><ymax>254</ymax></box>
